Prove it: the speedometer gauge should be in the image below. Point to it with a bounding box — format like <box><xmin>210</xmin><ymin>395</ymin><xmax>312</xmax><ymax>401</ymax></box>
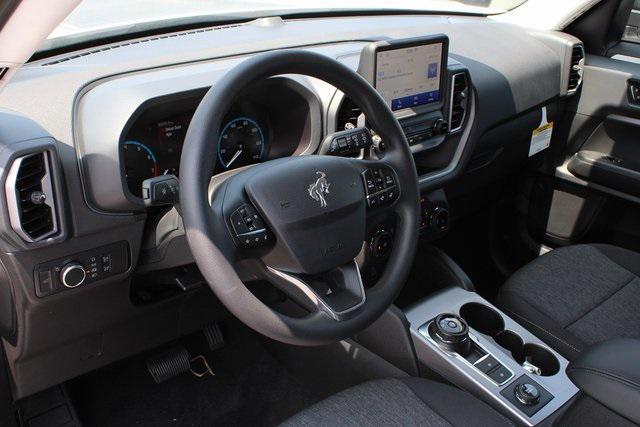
<box><xmin>123</xmin><ymin>140</ymin><xmax>158</xmax><ymax>196</ymax></box>
<box><xmin>218</xmin><ymin>117</ymin><xmax>265</xmax><ymax>169</ymax></box>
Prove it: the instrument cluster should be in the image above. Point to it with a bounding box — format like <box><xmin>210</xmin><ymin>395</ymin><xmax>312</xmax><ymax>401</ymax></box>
<box><xmin>121</xmin><ymin>78</ymin><xmax>313</xmax><ymax>199</ymax></box>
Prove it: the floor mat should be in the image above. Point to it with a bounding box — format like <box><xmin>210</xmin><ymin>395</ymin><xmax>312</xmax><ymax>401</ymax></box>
<box><xmin>68</xmin><ymin>323</ymin><xmax>320</xmax><ymax>427</ymax></box>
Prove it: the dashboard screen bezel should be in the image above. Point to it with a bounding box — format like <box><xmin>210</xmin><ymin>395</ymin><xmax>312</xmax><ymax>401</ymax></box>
<box><xmin>358</xmin><ymin>35</ymin><xmax>450</xmax><ymax>118</ymax></box>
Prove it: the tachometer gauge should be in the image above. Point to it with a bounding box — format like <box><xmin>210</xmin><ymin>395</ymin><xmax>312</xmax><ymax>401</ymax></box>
<box><xmin>123</xmin><ymin>141</ymin><xmax>158</xmax><ymax>196</ymax></box>
<box><xmin>218</xmin><ymin>117</ymin><xmax>265</xmax><ymax>169</ymax></box>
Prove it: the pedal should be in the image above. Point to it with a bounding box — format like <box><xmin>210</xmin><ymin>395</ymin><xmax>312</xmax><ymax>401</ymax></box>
<box><xmin>203</xmin><ymin>323</ymin><xmax>225</xmax><ymax>351</ymax></box>
<box><xmin>146</xmin><ymin>346</ymin><xmax>191</xmax><ymax>384</ymax></box>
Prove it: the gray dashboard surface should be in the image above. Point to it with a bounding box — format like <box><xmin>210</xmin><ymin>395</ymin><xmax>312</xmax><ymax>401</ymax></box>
<box><xmin>2</xmin><ymin>15</ymin><xmax>564</xmax><ymax>146</ymax></box>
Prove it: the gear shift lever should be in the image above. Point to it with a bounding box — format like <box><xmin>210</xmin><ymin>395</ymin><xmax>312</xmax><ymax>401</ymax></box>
<box><xmin>428</xmin><ymin>313</ymin><xmax>472</xmax><ymax>356</ymax></box>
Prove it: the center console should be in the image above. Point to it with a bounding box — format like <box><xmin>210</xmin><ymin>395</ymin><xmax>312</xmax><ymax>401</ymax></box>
<box><xmin>405</xmin><ymin>287</ymin><xmax>578</xmax><ymax>425</ymax></box>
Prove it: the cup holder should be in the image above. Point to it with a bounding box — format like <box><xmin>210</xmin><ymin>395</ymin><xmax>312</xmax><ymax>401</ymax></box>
<box><xmin>494</xmin><ymin>330</ymin><xmax>560</xmax><ymax>376</ymax></box>
<box><xmin>459</xmin><ymin>302</ymin><xmax>504</xmax><ymax>337</ymax></box>
<box><xmin>460</xmin><ymin>302</ymin><xmax>560</xmax><ymax>376</ymax></box>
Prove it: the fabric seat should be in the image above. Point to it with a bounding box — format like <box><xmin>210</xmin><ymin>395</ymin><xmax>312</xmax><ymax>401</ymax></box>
<box><xmin>281</xmin><ymin>378</ymin><xmax>513</xmax><ymax>426</ymax></box>
<box><xmin>498</xmin><ymin>244</ymin><xmax>640</xmax><ymax>360</ymax></box>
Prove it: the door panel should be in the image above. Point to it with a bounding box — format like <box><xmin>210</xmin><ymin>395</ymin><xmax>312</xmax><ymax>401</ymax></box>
<box><xmin>527</xmin><ymin>2</ymin><xmax>640</xmax><ymax>251</ymax></box>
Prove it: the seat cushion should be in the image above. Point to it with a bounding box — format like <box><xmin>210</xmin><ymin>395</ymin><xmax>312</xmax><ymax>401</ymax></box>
<box><xmin>280</xmin><ymin>378</ymin><xmax>513</xmax><ymax>426</ymax></box>
<box><xmin>498</xmin><ymin>244</ymin><xmax>640</xmax><ymax>360</ymax></box>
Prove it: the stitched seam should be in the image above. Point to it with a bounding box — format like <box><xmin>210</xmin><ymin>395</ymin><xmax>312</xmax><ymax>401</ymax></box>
<box><xmin>568</xmin><ymin>367</ymin><xmax>640</xmax><ymax>392</ymax></box>
<box><xmin>564</xmin><ymin>274</ymin><xmax>637</xmax><ymax>329</ymax></box>
<box><xmin>502</xmin><ymin>307</ymin><xmax>582</xmax><ymax>353</ymax></box>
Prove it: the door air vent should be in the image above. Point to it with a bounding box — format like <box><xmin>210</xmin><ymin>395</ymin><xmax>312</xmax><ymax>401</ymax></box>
<box><xmin>448</xmin><ymin>73</ymin><xmax>469</xmax><ymax>133</ymax></box>
<box><xmin>5</xmin><ymin>151</ymin><xmax>58</xmax><ymax>242</ymax></box>
<box><xmin>336</xmin><ymin>97</ymin><xmax>362</xmax><ymax>131</ymax></box>
<box><xmin>568</xmin><ymin>44</ymin><xmax>585</xmax><ymax>93</ymax></box>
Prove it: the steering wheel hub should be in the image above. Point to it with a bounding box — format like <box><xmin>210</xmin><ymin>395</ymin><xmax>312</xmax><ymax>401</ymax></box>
<box><xmin>244</xmin><ymin>156</ymin><xmax>366</xmax><ymax>274</ymax></box>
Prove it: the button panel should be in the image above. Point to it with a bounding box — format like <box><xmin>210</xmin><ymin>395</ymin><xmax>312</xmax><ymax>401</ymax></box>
<box><xmin>361</xmin><ymin>166</ymin><xmax>399</xmax><ymax>209</ymax></box>
<box><xmin>35</xmin><ymin>241</ymin><xmax>129</xmax><ymax>297</ymax></box>
<box><xmin>230</xmin><ymin>204</ymin><xmax>272</xmax><ymax>248</ymax></box>
<box><xmin>322</xmin><ymin>127</ymin><xmax>373</xmax><ymax>156</ymax></box>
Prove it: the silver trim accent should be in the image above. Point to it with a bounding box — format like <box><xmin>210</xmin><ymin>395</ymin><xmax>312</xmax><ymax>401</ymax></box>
<box><xmin>265</xmin><ymin>260</ymin><xmax>365</xmax><ymax>321</ymax></box>
<box><xmin>419</xmin><ymin>322</ymin><xmax>515</xmax><ymax>386</ymax></box>
<box><xmin>405</xmin><ymin>287</ymin><xmax>578</xmax><ymax>426</ymax></box>
<box><xmin>5</xmin><ymin>151</ymin><xmax>59</xmax><ymax>243</ymax></box>
<box><xmin>567</xmin><ymin>44</ymin><xmax>585</xmax><ymax>95</ymax></box>
<box><xmin>448</xmin><ymin>72</ymin><xmax>468</xmax><ymax>133</ymax></box>
<box><xmin>61</xmin><ymin>263</ymin><xmax>87</xmax><ymax>288</ymax></box>
<box><xmin>418</xmin><ymin>90</ymin><xmax>476</xmax><ymax>186</ymax></box>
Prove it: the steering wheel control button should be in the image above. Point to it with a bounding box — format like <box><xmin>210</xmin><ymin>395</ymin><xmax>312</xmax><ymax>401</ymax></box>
<box><xmin>231</xmin><ymin>204</ymin><xmax>271</xmax><ymax>248</ymax></box>
<box><xmin>515</xmin><ymin>383</ymin><xmax>541</xmax><ymax>406</ymax></box>
<box><xmin>320</xmin><ymin>127</ymin><xmax>372</xmax><ymax>156</ymax></box>
<box><xmin>362</xmin><ymin>166</ymin><xmax>399</xmax><ymax>209</ymax></box>
<box><xmin>60</xmin><ymin>263</ymin><xmax>86</xmax><ymax>288</ymax></box>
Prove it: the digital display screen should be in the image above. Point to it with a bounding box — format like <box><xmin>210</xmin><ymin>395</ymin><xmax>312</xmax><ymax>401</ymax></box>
<box><xmin>375</xmin><ymin>43</ymin><xmax>443</xmax><ymax>111</ymax></box>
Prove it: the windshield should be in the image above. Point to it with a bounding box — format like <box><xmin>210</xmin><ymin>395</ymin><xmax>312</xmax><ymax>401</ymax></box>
<box><xmin>43</xmin><ymin>0</ymin><xmax>526</xmax><ymax>51</ymax></box>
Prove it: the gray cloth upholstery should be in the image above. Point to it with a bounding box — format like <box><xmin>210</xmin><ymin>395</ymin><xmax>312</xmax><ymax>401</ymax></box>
<box><xmin>498</xmin><ymin>244</ymin><xmax>640</xmax><ymax>360</ymax></box>
<box><xmin>280</xmin><ymin>378</ymin><xmax>513</xmax><ymax>426</ymax></box>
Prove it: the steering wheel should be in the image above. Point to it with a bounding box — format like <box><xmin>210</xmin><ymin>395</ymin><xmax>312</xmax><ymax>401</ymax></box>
<box><xmin>180</xmin><ymin>50</ymin><xmax>420</xmax><ymax>346</ymax></box>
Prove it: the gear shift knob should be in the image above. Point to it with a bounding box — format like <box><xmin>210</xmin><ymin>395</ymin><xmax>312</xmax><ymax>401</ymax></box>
<box><xmin>428</xmin><ymin>313</ymin><xmax>472</xmax><ymax>356</ymax></box>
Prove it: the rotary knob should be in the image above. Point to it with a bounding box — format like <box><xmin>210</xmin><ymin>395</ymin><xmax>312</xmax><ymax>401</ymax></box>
<box><xmin>514</xmin><ymin>383</ymin><xmax>540</xmax><ymax>406</ymax></box>
<box><xmin>60</xmin><ymin>263</ymin><xmax>86</xmax><ymax>288</ymax></box>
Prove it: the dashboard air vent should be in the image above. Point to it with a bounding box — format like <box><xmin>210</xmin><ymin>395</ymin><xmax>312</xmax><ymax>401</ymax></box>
<box><xmin>568</xmin><ymin>44</ymin><xmax>585</xmax><ymax>93</ymax></box>
<box><xmin>5</xmin><ymin>151</ymin><xmax>58</xmax><ymax>242</ymax></box>
<box><xmin>448</xmin><ymin>73</ymin><xmax>469</xmax><ymax>133</ymax></box>
<box><xmin>336</xmin><ymin>97</ymin><xmax>362</xmax><ymax>131</ymax></box>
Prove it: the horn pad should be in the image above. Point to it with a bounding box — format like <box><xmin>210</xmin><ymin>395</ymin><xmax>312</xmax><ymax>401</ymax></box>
<box><xmin>244</xmin><ymin>156</ymin><xmax>366</xmax><ymax>275</ymax></box>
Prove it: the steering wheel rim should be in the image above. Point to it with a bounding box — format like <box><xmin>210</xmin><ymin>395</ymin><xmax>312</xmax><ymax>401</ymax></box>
<box><xmin>180</xmin><ymin>49</ymin><xmax>420</xmax><ymax>345</ymax></box>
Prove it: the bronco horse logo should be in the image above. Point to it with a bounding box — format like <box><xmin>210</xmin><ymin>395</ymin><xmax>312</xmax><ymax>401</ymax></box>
<box><xmin>308</xmin><ymin>171</ymin><xmax>330</xmax><ymax>208</ymax></box>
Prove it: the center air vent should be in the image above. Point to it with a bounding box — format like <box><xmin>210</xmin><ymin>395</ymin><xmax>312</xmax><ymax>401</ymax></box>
<box><xmin>448</xmin><ymin>73</ymin><xmax>469</xmax><ymax>133</ymax></box>
<box><xmin>336</xmin><ymin>96</ymin><xmax>362</xmax><ymax>131</ymax></box>
<box><xmin>568</xmin><ymin>44</ymin><xmax>585</xmax><ymax>93</ymax></box>
<box><xmin>5</xmin><ymin>151</ymin><xmax>58</xmax><ymax>242</ymax></box>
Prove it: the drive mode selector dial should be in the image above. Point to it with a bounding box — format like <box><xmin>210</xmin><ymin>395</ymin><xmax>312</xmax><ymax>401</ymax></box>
<box><xmin>515</xmin><ymin>383</ymin><xmax>540</xmax><ymax>406</ymax></box>
<box><xmin>60</xmin><ymin>263</ymin><xmax>86</xmax><ymax>288</ymax></box>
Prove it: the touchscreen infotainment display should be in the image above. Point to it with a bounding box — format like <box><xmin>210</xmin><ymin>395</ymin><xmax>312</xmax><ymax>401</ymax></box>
<box><xmin>375</xmin><ymin>43</ymin><xmax>443</xmax><ymax>111</ymax></box>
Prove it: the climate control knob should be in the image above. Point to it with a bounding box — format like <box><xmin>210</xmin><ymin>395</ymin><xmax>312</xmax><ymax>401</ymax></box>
<box><xmin>60</xmin><ymin>263</ymin><xmax>86</xmax><ymax>288</ymax></box>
